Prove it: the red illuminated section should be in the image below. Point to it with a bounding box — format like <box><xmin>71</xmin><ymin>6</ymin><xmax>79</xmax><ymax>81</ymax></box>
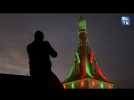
<box><xmin>89</xmin><ymin>48</ymin><xmax>94</xmax><ymax>64</ymax></box>
<box><xmin>95</xmin><ymin>63</ymin><xmax>109</xmax><ymax>82</ymax></box>
<box><xmin>89</xmin><ymin>48</ymin><xmax>109</xmax><ymax>82</ymax></box>
<box><xmin>81</xmin><ymin>48</ymin><xmax>86</xmax><ymax>78</ymax></box>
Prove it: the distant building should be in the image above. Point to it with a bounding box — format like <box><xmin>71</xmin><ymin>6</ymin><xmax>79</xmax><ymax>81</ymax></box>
<box><xmin>63</xmin><ymin>16</ymin><xmax>114</xmax><ymax>89</ymax></box>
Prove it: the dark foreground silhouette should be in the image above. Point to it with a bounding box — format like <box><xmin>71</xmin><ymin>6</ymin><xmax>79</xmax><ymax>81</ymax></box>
<box><xmin>27</xmin><ymin>30</ymin><xmax>63</xmax><ymax>90</ymax></box>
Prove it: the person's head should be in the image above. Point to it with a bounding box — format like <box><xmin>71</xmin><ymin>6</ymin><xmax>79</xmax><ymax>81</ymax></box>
<box><xmin>34</xmin><ymin>30</ymin><xmax>44</xmax><ymax>41</ymax></box>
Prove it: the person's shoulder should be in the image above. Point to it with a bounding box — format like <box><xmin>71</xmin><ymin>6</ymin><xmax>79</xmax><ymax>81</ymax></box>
<box><xmin>44</xmin><ymin>41</ymin><xmax>50</xmax><ymax>45</ymax></box>
<box><xmin>44</xmin><ymin>41</ymin><xmax>49</xmax><ymax>43</ymax></box>
<box><xmin>27</xmin><ymin>42</ymin><xmax>34</xmax><ymax>48</ymax></box>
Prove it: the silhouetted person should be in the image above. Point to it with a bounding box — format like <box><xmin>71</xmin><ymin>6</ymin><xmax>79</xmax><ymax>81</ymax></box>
<box><xmin>27</xmin><ymin>30</ymin><xmax>64</xmax><ymax>91</ymax></box>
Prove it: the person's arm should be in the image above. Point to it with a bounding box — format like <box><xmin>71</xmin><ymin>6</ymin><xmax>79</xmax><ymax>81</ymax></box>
<box><xmin>46</xmin><ymin>41</ymin><xmax>57</xmax><ymax>57</ymax></box>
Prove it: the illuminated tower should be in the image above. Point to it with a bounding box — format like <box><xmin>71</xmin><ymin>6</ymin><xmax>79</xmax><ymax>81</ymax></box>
<box><xmin>63</xmin><ymin>16</ymin><xmax>114</xmax><ymax>89</ymax></box>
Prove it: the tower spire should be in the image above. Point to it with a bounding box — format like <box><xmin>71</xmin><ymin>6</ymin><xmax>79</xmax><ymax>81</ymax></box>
<box><xmin>79</xmin><ymin>16</ymin><xmax>87</xmax><ymax>32</ymax></box>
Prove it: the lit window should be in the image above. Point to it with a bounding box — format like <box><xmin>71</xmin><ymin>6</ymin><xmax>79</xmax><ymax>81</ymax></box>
<box><xmin>100</xmin><ymin>82</ymin><xmax>104</xmax><ymax>89</ymax></box>
<box><xmin>71</xmin><ymin>83</ymin><xmax>75</xmax><ymax>89</ymax></box>
<box><xmin>80</xmin><ymin>80</ymin><xmax>84</xmax><ymax>87</ymax></box>
<box><xmin>91</xmin><ymin>80</ymin><xmax>96</xmax><ymax>87</ymax></box>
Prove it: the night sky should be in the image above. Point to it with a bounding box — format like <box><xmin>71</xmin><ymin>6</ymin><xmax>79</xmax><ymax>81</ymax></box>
<box><xmin>0</xmin><ymin>14</ymin><xmax>134</xmax><ymax>88</ymax></box>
